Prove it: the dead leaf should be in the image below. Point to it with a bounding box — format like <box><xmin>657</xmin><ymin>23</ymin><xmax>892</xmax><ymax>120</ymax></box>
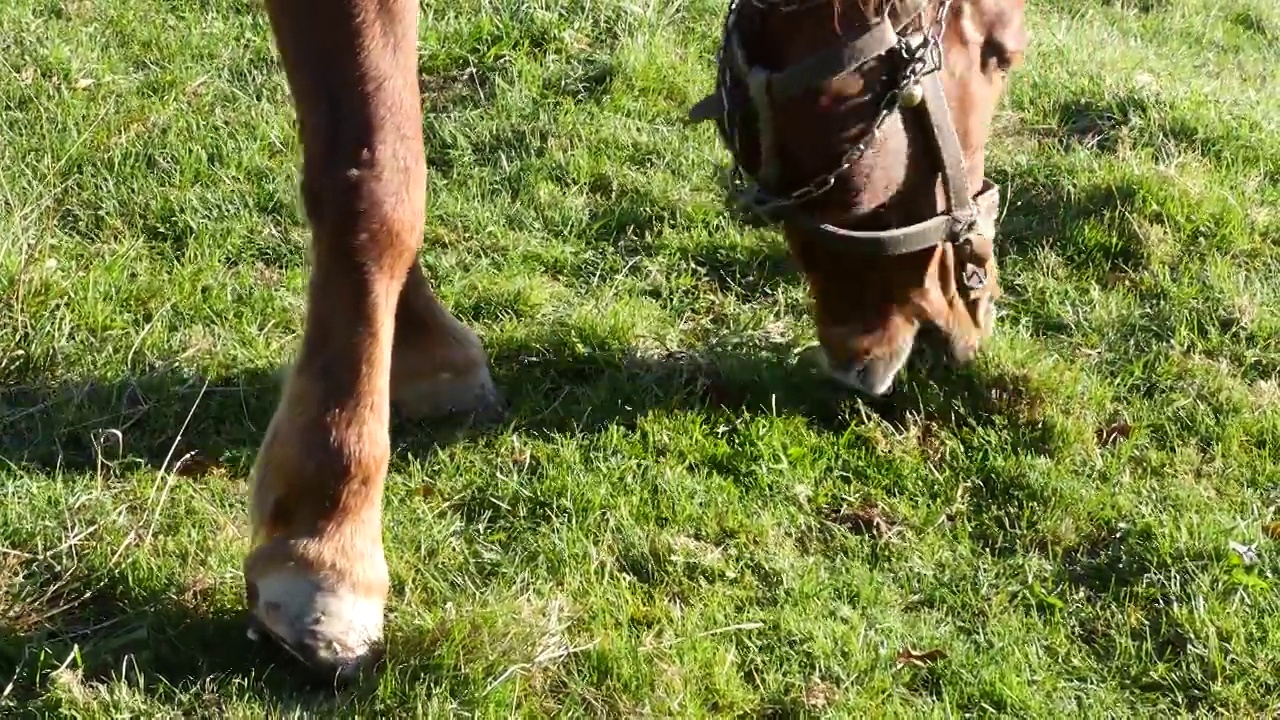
<box><xmin>73</xmin><ymin>77</ymin><xmax>95</xmax><ymax>90</ymax></box>
<box><xmin>1096</xmin><ymin>421</ymin><xmax>1132</xmax><ymax>447</ymax></box>
<box><xmin>1264</xmin><ymin>521</ymin><xmax>1280</xmax><ymax>540</ymax></box>
<box><xmin>827</xmin><ymin>502</ymin><xmax>900</xmax><ymax>541</ymax></box>
<box><xmin>173</xmin><ymin>452</ymin><xmax>220</xmax><ymax>478</ymax></box>
<box><xmin>915</xmin><ymin>419</ymin><xmax>945</xmax><ymax>462</ymax></box>
<box><xmin>1103</xmin><ymin>270</ymin><xmax>1130</xmax><ymax>288</ymax></box>
<box><xmin>512</xmin><ymin>445</ymin><xmax>531</xmax><ymax>467</ymax></box>
<box><xmin>183</xmin><ymin>574</ymin><xmax>215</xmax><ymax>603</ymax></box>
<box><xmin>802</xmin><ymin>678</ymin><xmax>838</xmax><ymax>710</ymax></box>
<box><xmin>895</xmin><ymin>647</ymin><xmax>947</xmax><ymax>669</ymax></box>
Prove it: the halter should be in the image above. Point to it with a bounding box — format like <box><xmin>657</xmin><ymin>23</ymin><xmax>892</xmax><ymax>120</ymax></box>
<box><xmin>688</xmin><ymin>0</ymin><xmax>1000</xmax><ymax>299</ymax></box>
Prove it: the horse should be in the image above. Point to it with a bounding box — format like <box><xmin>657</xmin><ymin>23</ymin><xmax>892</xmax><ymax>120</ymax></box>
<box><xmin>243</xmin><ymin>0</ymin><xmax>1028</xmax><ymax>680</ymax></box>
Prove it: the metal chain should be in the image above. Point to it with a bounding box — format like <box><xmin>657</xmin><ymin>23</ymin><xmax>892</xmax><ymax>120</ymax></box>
<box><xmin>715</xmin><ymin>0</ymin><xmax>745</xmax><ymax>183</ymax></box>
<box><xmin>717</xmin><ymin>0</ymin><xmax>954</xmax><ymax>220</ymax></box>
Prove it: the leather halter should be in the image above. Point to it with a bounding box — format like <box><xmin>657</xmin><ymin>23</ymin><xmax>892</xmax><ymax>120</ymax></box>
<box><xmin>688</xmin><ymin>0</ymin><xmax>1000</xmax><ymax>299</ymax></box>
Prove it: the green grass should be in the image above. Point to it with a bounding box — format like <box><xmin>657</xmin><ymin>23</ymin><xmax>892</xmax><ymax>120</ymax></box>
<box><xmin>2</xmin><ymin>0</ymin><xmax>1280</xmax><ymax>714</ymax></box>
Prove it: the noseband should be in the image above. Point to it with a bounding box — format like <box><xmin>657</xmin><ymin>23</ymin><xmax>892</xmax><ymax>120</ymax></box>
<box><xmin>689</xmin><ymin>0</ymin><xmax>1000</xmax><ymax>298</ymax></box>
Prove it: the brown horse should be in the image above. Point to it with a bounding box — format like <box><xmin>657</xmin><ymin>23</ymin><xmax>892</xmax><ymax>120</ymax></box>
<box><xmin>244</xmin><ymin>0</ymin><xmax>1027</xmax><ymax>680</ymax></box>
<box><xmin>690</xmin><ymin>0</ymin><xmax>1028</xmax><ymax>394</ymax></box>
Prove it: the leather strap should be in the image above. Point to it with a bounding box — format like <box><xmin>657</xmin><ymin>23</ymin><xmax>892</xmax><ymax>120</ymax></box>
<box><xmin>918</xmin><ymin>61</ymin><xmax>973</xmax><ymax>219</ymax></box>
<box><xmin>801</xmin><ymin>212</ymin><xmax>953</xmax><ymax>255</ymax></box>
<box><xmin>686</xmin><ymin>17</ymin><xmax>900</xmax><ymax>122</ymax></box>
<box><xmin>747</xmin><ymin>67</ymin><xmax>781</xmax><ymax>186</ymax></box>
<box><xmin>800</xmin><ymin>180</ymin><xmax>1001</xmax><ymax>256</ymax></box>
<box><xmin>768</xmin><ymin>21</ymin><xmax>898</xmax><ymax>101</ymax></box>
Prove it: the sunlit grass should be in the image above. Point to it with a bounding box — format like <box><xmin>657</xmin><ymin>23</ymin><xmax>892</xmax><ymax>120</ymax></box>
<box><xmin>2</xmin><ymin>0</ymin><xmax>1278</xmax><ymax>714</ymax></box>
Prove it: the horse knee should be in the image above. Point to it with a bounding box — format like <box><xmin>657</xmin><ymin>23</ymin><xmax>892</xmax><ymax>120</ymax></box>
<box><xmin>300</xmin><ymin>143</ymin><xmax>426</xmax><ymax>276</ymax></box>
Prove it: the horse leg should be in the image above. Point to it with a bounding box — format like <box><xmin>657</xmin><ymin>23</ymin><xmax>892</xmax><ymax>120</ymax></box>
<box><xmin>390</xmin><ymin>262</ymin><xmax>504</xmax><ymax>422</ymax></box>
<box><xmin>243</xmin><ymin>0</ymin><xmax>424</xmax><ymax>679</ymax></box>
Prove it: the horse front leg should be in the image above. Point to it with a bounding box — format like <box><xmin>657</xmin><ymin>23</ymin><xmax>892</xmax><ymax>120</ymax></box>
<box><xmin>243</xmin><ymin>0</ymin><xmax>425</xmax><ymax>680</ymax></box>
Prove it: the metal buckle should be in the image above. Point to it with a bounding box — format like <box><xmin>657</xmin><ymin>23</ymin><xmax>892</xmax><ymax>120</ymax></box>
<box><xmin>962</xmin><ymin>263</ymin><xmax>988</xmax><ymax>291</ymax></box>
<box><xmin>955</xmin><ymin>228</ymin><xmax>991</xmax><ymax>292</ymax></box>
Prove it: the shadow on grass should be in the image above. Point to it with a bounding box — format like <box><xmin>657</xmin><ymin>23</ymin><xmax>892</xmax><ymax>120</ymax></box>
<box><xmin>0</xmin><ymin>556</ymin><xmax>368</xmax><ymax>712</ymax></box>
<box><xmin>0</xmin><ymin>325</ymin><xmax>1058</xmax><ymax>476</ymax></box>
<box><xmin>1042</xmin><ymin>522</ymin><xmax>1234</xmax><ymax>708</ymax></box>
<box><xmin>0</xmin><ymin>169</ymin><xmax>1069</xmax><ymax>702</ymax></box>
<box><xmin>0</xmin><ymin>368</ymin><xmax>283</xmax><ymax>478</ymax></box>
<box><xmin>683</xmin><ymin>236</ymin><xmax>796</xmax><ymax>304</ymax></box>
<box><xmin>996</xmin><ymin>170</ymin><xmax>1152</xmax><ymax>282</ymax></box>
<box><xmin>0</xmin><ymin>335</ymin><xmax>1056</xmax><ymax>702</ymax></box>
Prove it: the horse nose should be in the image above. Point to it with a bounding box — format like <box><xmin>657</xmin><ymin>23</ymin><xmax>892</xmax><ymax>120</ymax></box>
<box><xmin>824</xmin><ymin>354</ymin><xmax>899</xmax><ymax>397</ymax></box>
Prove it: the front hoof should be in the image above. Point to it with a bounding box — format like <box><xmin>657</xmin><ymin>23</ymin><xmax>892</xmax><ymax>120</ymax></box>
<box><xmin>246</xmin><ymin>570</ymin><xmax>386</xmax><ymax>683</ymax></box>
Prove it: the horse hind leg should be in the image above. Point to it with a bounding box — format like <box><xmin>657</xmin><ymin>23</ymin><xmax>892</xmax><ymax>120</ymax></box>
<box><xmin>244</xmin><ymin>0</ymin><xmax>427</xmax><ymax>681</ymax></box>
<box><xmin>390</xmin><ymin>261</ymin><xmax>505</xmax><ymax>424</ymax></box>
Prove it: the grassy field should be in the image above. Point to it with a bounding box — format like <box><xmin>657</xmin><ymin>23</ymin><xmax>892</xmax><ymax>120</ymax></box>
<box><xmin>2</xmin><ymin>0</ymin><xmax>1280</xmax><ymax>715</ymax></box>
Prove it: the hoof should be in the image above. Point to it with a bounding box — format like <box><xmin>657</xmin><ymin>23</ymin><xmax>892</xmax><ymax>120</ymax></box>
<box><xmin>246</xmin><ymin>569</ymin><xmax>386</xmax><ymax>684</ymax></box>
<box><xmin>392</xmin><ymin>364</ymin><xmax>508</xmax><ymax>426</ymax></box>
